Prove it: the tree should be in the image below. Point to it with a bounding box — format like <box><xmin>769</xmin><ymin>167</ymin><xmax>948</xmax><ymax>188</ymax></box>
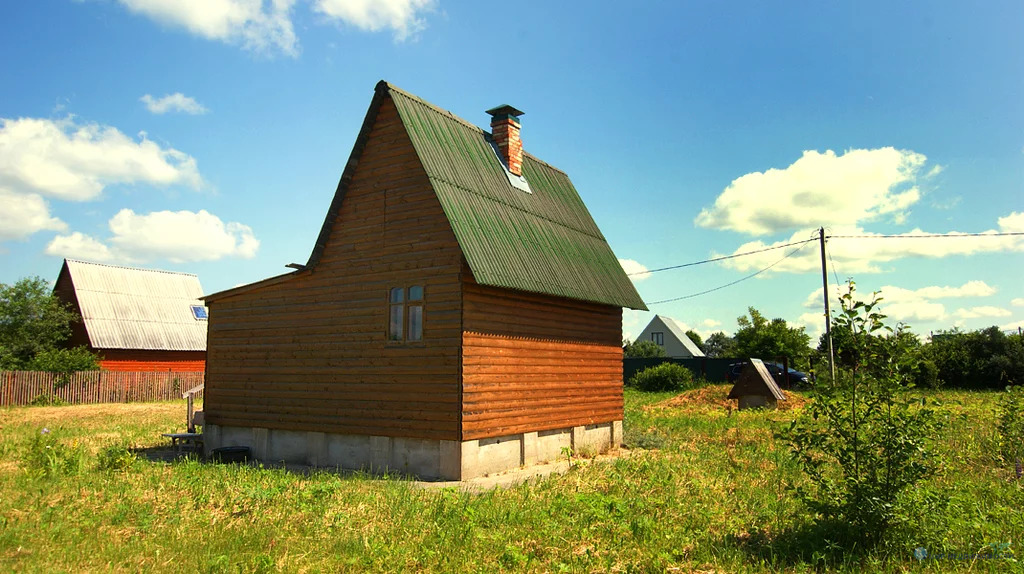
<box><xmin>623</xmin><ymin>339</ymin><xmax>667</xmax><ymax>358</ymax></box>
<box><xmin>923</xmin><ymin>327</ymin><xmax>1024</xmax><ymax>389</ymax></box>
<box><xmin>733</xmin><ymin>307</ymin><xmax>811</xmax><ymax>361</ymax></box>
<box><xmin>684</xmin><ymin>329</ymin><xmax>705</xmax><ymax>353</ymax></box>
<box><xmin>703</xmin><ymin>331</ymin><xmax>736</xmax><ymax>358</ymax></box>
<box><xmin>0</xmin><ymin>277</ymin><xmax>98</xmax><ymax>371</ymax></box>
<box><xmin>821</xmin><ymin>317</ymin><xmax>924</xmax><ymax>383</ymax></box>
<box><xmin>781</xmin><ymin>282</ymin><xmax>941</xmax><ymax>547</ymax></box>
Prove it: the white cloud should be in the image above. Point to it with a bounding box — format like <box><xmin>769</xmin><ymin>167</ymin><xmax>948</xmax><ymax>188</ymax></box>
<box><xmin>701</xmin><ymin>318</ymin><xmax>721</xmax><ymax>328</ymax></box>
<box><xmin>113</xmin><ymin>0</ymin><xmax>436</xmax><ymax>54</ymax></box>
<box><xmin>619</xmin><ymin>258</ymin><xmax>652</xmax><ymax>281</ymax></box>
<box><xmin>717</xmin><ymin>219</ymin><xmax>1024</xmax><ymax>275</ymax></box>
<box><xmin>313</xmin><ymin>0</ymin><xmax>434</xmax><ymax>41</ymax></box>
<box><xmin>0</xmin><ymin>117</ymin><xmax>202</xmax><ymax>201</ymax></box>
<box><xmin>140</xmin><ymin>93</ymin><xmax>209</xmax><ymax>115</ymax></box>
<box><xmin>108</xmin><ymin>209</ymin><xmax>259</xmax><ymax>262</ymax></box>
<box><xmin>998</xmin><ymin>211</ymin><xmax>1024</xmax><ymax>232</ymax></box>
<box><xmin>117</xmin><ymin>0</ymin><xmax>298</xmax><ymax>55</ymax></box>
<box><xmin>954</xmin><ymin>306</ymin><xmax>1012</xmax><ymax>319</ymax></box>
<box><xmin>696</xmin><ymin>148</ymin><xmax>928</xmax><ymax>235</ymax></box>
<box><xmin>1012</xmin><ymin>298</ymin><xmax>1024</xmax><ymax>307</ymax></box>
<box><xmin>998</xmin><ymin>319</ymin><xmax>1023</xmax><ymax>332</ymax></box>
<box><xmin>46</xmin><ymin>209</ymin><xmax>259</xmax><ymax>263</ymax></box>
<box><xmin>44</xmin><ymin>232</ymin><xmax>118</xmax><ymax>262</ymax></box>
<box><xmin>802</xmin><ymin>280</ymin><xmax>1000</xmax><ymax>328</ymax></box>
<box><xmin>622</xmin><ymin>309</ymin><xmax>650</xmax><ymax>342</ymax></box>
<box><xmin>0</xmin><ymin>188</ymin><xmax>66</xmax><ymax>241</ymax></box>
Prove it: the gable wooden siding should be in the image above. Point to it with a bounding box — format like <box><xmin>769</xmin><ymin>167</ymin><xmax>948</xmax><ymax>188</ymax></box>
<box><xmin>204</xmin><ymin>95</ymin><xmax>465</xmax><ymax>441</ymax></box>
<box><xmin>460</xmin><ymin>270</ymin><xmax>624</xmax><ymax>440</ymax></box>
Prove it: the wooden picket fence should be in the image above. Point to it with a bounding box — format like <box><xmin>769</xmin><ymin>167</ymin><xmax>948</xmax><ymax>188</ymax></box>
<box><xmin>0</xmin><ymin>371</ymin><xmax>205</xmax><ymax>407</ymax></box>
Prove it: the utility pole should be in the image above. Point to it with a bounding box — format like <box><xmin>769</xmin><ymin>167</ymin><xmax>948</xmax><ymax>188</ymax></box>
<box><xmin>819</xmin><ymin>227</ymin><xmax>836</xmax><ymax>383</ymax></box>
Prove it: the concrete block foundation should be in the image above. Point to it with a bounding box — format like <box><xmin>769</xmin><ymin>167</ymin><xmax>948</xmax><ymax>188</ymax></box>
<box><xmin>204</xmin><ymin>420</ymin><xmax>623</xmax><ymax>480</ymax></box>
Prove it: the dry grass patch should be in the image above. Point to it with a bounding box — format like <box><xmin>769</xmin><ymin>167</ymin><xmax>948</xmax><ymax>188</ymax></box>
<box><xmin>645</xmin><ymin>383</ymin><xmax>809</xmax><ymax>415</ymax></box>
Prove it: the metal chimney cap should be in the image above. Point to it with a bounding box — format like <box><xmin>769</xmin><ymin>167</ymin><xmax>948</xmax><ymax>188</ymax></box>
<box><xmin>485</xmin><ymin>104</ymin><xmax>524</xmax><ymax>118</ymax></box>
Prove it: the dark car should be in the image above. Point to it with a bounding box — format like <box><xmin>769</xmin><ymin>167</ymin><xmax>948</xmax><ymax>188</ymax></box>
<box><xmin>726</xmin><ymin>361</ymin><xmax>811</xmax><ymax>388</ymax></box>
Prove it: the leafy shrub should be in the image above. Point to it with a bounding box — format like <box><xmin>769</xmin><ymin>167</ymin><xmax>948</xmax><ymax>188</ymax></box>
<box><xmin>623</xmin><ymin>340</ymin><xmax>667</xmax><ymax>358</ymax></box>
<box><xmin>924</xmin><ymin>327</ymin><xmax>1024</xmax><ymax>389</ymax></box>
<box><xmin>629</xmin><ymin>363</ymin><xmax>694</xmax><ymax>392</ymax></box>
<box><xmin>997</xmin><ymin>385</ymin><xmax>1024</xmax><ymax>466</ymax></box>
<box><xmin>97</xmin><ymin>444</ymin><xmax>137</xmax><ymax>473</ymax></box>
<box><xmin>29</xmin><ymin>393</ymin><xmax>66</xmax><ymax>406</ymax></box>
<box><xmin>26</xmin><ymin>346</ymin><xmax>100</xmax><ymax>374</ymax></box>
<box><xmin>24</xmin><ymin>428</ymin><xmax>87</xmax><ymax>478</ymax></box>
<box><xmin>913</xmin><ymin>359</ymin><xmax>940</xmax><ymax>389</ymax></box>
<box><xmin>781</xmin><ymin>282</ymin><xmax>942</xmax><ymax>548</ymax></box>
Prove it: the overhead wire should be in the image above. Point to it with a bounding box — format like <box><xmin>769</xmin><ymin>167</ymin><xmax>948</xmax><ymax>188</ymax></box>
<box><xmin>830</xmin><ymin>231</ymin><xmax>1024</xmax><ymax>239</ymax></box>
<box><xmin>646</xmin><ymin>239</ymin><xmax>815</xmax><ymax>306</ymax></box>
<box><xmin>627</xmin><ymin>238</ymin><xmax>817</xmax><ymax>276</ymax></box>
<box><xmin>636</xmin><ymin>228</ymin><xmax>1023</xmax><ymax>306</ymax></box>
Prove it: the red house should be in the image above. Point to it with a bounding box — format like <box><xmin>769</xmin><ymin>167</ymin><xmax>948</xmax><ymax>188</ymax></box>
<box><xmin>54</xmin><ymin>259</ymin><xmax>207</xmax><ymax>372</ymax></box>
<box><xmin>202</xmin><ymin>82</ymin><xmax>646</xmax><ymax>479</ymax></box>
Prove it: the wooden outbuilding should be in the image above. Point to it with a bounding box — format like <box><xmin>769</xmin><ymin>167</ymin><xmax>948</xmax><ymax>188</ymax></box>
<box><xmin>201</xmin><ymin>81</ymin><xmax>647</xmax><ymax>479</ymax></box>
<box><xmin>727</xmin><ymin>359</ymin><xmax>786</xmax><ymax>410</ymax></box>
<box><xmin>53</xmin><ymin>259</ymin><xmax>207</xmax><ymax>372</ymax></box>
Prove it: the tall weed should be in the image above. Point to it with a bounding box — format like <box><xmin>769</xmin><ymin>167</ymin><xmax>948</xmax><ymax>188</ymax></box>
<box><xmin>23</xmin><ymin>427</ymin><xmax>87</xmax><ymax>478</ymax></box>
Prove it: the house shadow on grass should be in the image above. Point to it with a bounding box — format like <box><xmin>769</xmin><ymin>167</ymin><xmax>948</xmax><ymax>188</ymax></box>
<box><xmin>725</xmin><ymin>519</ymin><xmax>877</xmax><ymax>570</ymax></box>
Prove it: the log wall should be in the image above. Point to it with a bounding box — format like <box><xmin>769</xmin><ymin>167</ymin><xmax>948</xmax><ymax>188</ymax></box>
<box><xmin>204</xmin><ymin>95</ymin><xmax>464</xmax><ymax>440</ymax></box>
<box><xmin>461</xmin><ymin>273</ymin><xmax>624</xmax><ymax>440</ymax></box>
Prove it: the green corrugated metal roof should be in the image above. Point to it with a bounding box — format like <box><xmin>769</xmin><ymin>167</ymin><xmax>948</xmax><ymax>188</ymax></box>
<box><xmin>307</xmin><ymin>81</ymin><xmax>646</xmax><ymax>311</ymax></box>
<box><xmin>387</xmin><ymin>84</ymin><xmax>646</xmax><ymax>311</ymax></box>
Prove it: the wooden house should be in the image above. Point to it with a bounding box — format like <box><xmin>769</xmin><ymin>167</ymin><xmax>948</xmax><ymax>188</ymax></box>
<box><xmin>634</xmin><ymin>315</ymin><xmax>705</xmax><ymax>358</ymax></box>
<box><xmin>201</xmin><ymin>81</ymin><xmax>647</xmax><ymax>480</ymax></box>
<box><xmin>727</xmin><ymin>359</ymin><xmax>786</xmax><ymax>410</ymax></box>
<box><xmin>53</xmin><ymin>259</ymin><xmax>207</xmax><ymax>372</ymax></box>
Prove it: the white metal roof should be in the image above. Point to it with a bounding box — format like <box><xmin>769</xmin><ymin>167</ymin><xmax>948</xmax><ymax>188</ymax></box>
<box><xmin>657</xmin><ymin>316</ymin><xmax>707</xmax><ymax>358</ymax></box>
<box><xmin>61</xmin><ymin>259</ymin><xmax>208</xmax><ymax>351</ymax></box>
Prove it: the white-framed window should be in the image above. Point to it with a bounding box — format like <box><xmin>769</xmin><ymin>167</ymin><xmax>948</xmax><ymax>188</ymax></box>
<box><xmin>651</xmin><ymin>332</ymin><xmax>664</xmax><ymax>345</ymax></box>
<box><xmin>388</xmin><ymin>285</ymin><xmax>424</xmax><ymax>342</ymax></box>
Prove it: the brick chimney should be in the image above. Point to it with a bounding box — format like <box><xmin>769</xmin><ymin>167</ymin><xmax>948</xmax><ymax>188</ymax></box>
<box><xmin>486</xmin><ymin>105</ymin><xmax>525</xmax><ymax>176</ymax></box>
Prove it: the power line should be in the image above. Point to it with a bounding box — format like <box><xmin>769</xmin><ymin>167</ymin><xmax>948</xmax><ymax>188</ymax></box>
<box><xmin>628</xmin><ymin>238</ymin><xmax>817</xmax><ymax>276</ymax></box>
<box><xmin>646</xmin><ymin>240</ymin><xmax>814</xmax><ymax>306</ymax></box>
<box><xmin>830</xmin><ymin>232</ymin><xmax>1024</xmax><ymax>239</ymax></box>
<box><xmin>637</xmin><ymin>228</ymin><xmax>1022</xmax><ymax>306</ymax></box>
<box><xmin>630</xmin><ymin>231</ymin><xmax>1022</xmax><ymax>278</ymax></box>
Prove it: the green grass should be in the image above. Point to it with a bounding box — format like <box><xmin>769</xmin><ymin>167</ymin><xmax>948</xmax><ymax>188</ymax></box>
<box><xmin>0</xmin><ymin>388</ymin><xmax>1020</xmax><ymax>572</ymax></box>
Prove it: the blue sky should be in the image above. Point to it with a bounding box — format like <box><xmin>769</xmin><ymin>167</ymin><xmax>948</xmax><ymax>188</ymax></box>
<box><xmin>1</xmin><ymin>1</ymin><xmax>1021</xmax><ymax>342</ymax></box>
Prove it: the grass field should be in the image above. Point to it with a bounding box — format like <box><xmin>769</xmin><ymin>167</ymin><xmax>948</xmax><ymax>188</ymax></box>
<box><xmin>0</xmin><ymin>385</ymin><xmax>1020</xmax><ymax>573</ymax></box>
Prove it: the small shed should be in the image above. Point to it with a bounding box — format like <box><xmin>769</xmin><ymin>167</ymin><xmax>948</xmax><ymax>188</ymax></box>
<box><xmin>727</xmin><ymin>359</ymin><xmax>786</xmax><ymax>409</ymax></box>
<box><xmin>53</xmin><ymin>259</ymin><xmax>208</xmax><ymax>372</ymax></box>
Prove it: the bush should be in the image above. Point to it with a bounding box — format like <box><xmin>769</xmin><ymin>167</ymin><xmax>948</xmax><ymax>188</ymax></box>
<box><xmin>97</xmin><ymin>444</ymin><xmax>137</xmax><ymax>473</ymax></box>
<box><xmin>623</xmin><ymin>340</ymin><xmax>667</xmax><ymax>358</ymax></box>
<box><xmin>913</xmin><ymin>359</ymin><xmax>940</xmax><ymax>389</ymax></box>
<box><xmin>29</xmin><ymin>393</ymin><xmax>66</xmax><ymax>406</ymax></box>
<box><xmin>781</xmin><ymin>282</ymin><xmax>942</xmax><ymax>548</ymax></box>
<box><xmin>997</xmin><ymin>385</ymin><xmax>1024</xmax><ymax>466</ymax></box>
<box><xmin>924</xmin><ymin>327</ymin><xmax>1024</xmax><ymax>389</ymax></box>
<box><xmin>24</xmin><ymin>428</ymin><xmax>87</xmax><ymax>478</ymax></box>
<box><xmin>26</xmin><ymin>346</ymin><xmax>100</xmax><ymax>374</ymax></box>
<box><xmin>629</xmin><ymin>363</ymin><xmax>694</xmax><ymax>392</ymax></box>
